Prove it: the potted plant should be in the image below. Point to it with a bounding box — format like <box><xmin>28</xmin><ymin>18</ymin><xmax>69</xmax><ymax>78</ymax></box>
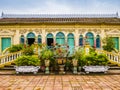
<box><xmin>72</xmin><ymin>47</ymin><xmax>86</xmax><ymax>73</ymax></box>
<box><xmin>15</xmin><ymin>55</ymin><xmax>40</xmax><ymax>74</ymax></box>
<box><xmin>83</xmin><ymin>48</ymin><xmax>109</xmax><ymax>74</ymax></box>
<box><xmin>40</xmin><ymin>49</ymin><xmax>54</xmax><ymax>74</ymax></box>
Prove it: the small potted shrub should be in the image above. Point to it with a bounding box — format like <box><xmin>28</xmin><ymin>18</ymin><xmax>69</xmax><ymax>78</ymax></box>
<box><xmin>40</xmin><ymin>49</ymin><xmax>53</xmax><ymax>74</ymax></box>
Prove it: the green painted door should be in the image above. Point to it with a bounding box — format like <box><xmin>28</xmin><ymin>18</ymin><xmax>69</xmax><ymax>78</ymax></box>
<box><xmin>113</xmin><ymin>37</ymin><xmax>119</xmax><ymax>50</ymax></box>
<box><xmin>86</xmin><ymin>32</ymin><xmax>94</xmax><ymax>47</ymax></box>
<box><xmin>56</xmin><ymin>32</ymin><xmax>65</xmax><ymax>45</ymax></box>
<box><xmin>67</xmin><ymin>34</ymin><xmax>74</xmax><ymax>54</ymax></box>
<box><xmin>2</xmin><ymin>38</ymin><xmax>11</xmax><ymax>51</ymax></box>
<box><xmin>88</xmin><ymin>38</ymin><xmax>94</xmax><ymax>47</ymax></box>
<box><xmin>56</xmin><ymin>38</ymin><xmax>65</xmax><ymax>45</ymax></box>
<box><xmin>68</xmin><ymin>38</ymin><xmax>74</xmax><ymax>54</ymax></box>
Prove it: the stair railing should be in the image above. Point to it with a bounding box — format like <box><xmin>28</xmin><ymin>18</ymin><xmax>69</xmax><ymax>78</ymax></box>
<box><xmin>0</xmin><ymin>51</ymin><xmax>23</xmax><ymax>67</ymax></box>
<box><xmin>96</xmin><ymin>50</ymin><xmax>120</xmax><ymax>64</ymax></box>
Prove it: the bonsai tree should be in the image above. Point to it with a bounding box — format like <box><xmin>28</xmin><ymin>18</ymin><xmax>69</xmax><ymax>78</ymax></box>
<box><xmin>102</xmin><ymin>37</ymin><xmax>115</xmax><ymax>52</ymax></box>
<box><xmin>15</xmin><ymin>55</ymin><xmax>40</xmax><ymax>66</ymax></box>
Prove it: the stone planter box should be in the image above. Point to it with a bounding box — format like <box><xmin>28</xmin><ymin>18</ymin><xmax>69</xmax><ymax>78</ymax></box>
<box><xmin>83</xmin><ymin>66</ymin><xmax>109</xmax><ymax>74</ymax></box>
<box><xmin>14</xmin><ymin>66</ymin><xmax>40</xmax><ymax>74</ymax></box>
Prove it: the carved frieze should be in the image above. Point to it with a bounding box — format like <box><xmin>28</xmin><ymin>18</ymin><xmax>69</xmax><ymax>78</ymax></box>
<box><xmin>0</xmin><ymin>30</ymin><xmax>15</xmax><ymax>36</ymax></box>
<box><xmin>79</xmin><ymin>29</ymin><xmax>86</xmax><ymax>34</ymax></box>
<box><xmin>34</xmin><ymin>29</ymin><xmax>42</xmax><ymax>34</ymax></box>
<box><xmin>19</xmin><ymin>30</ymin><xmax>27</xmax><ymax>34</ymax></box>
<box><xmin>105</xmin><ymin>29</ymin><xmax>120</xmax><ymax>36</ymax></box>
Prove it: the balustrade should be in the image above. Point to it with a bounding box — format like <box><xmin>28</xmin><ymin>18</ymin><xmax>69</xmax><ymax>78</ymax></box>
<box><xmin>0</xmin><ymin>51</ymin><xmax>23</xmax><ymax>67</ymax></box>
<box><xmin>96</xmin><ymin>49</ymin><xmax>120</xmax><ymax>64</ymax></box>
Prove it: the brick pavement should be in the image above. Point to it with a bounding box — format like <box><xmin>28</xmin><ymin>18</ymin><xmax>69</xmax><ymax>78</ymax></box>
<box><xmin>0</xmin><ymin>75</ymin><xmax>120</xmax><ymax>90</ymax></box>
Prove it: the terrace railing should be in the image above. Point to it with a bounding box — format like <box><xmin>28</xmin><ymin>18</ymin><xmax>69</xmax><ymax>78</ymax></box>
<box><xmin>96</xmin><ymin>49</ymin><xmax>120</xmax><ymax>65</ymax></box>
<box><xmin>0</xmin><ymin>51</ymin><xmax>23</xmax><ymax>68</ymax></box>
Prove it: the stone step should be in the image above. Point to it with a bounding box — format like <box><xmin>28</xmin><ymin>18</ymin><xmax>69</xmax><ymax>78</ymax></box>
<box><xmin>109</xmin><ymin>66</ymin><xmax>120</xmax><ymax>70</ymax></box>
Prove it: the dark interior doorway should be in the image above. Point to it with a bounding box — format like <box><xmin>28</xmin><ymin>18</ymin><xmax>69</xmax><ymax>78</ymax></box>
<box><xmin>47</xmin><ymin>38</ymin><xmax>53</xmax><ymax>46</ymax></box>
<box><xmin>28</xmin><ymin>38</ymin><xmax>35</xmax><ymax>46</ymax></box>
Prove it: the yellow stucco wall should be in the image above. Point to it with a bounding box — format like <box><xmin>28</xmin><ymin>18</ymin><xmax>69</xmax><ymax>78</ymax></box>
<box><xmin>0</xmin><ymin>24</ymin><xmax>120</xmax><ymax>53</ymax></box>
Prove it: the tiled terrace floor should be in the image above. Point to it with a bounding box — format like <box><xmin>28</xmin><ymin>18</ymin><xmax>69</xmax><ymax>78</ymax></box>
<box><xmin>0</xmin><ymin>75</ymin><xmax>120</xmax><ymax>90</ymax></box>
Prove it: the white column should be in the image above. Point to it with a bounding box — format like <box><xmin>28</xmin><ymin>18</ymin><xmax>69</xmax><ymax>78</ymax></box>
<box><xmin>75</xmin><ymin>29</ymin><xmax>79</xmax><ymax>46</ymax></box>
<box><xmin>13</xmin><ymin>30</ymin><xmax>20</xmax><ymax>45</ymax></box>
<box><xmin>42</xmin><ymin>29</ymin><xmax>46</xmax><ymax>44</ymax></box>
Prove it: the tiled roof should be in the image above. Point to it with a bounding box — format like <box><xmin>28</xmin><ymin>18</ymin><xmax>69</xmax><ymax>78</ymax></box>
<box><xmin>0</xmin><ymin>13</ymin><xmax>120</xmax><ymax>24</ymax></box>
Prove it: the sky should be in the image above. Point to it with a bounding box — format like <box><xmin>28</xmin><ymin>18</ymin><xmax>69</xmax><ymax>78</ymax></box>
<box><xmin>0</xmin><ymin>0</ymin><xmax>120</xmax><ymax>15</ymax></box>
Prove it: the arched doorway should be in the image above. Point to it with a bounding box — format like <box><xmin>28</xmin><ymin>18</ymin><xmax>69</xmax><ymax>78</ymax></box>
<box><xmin>47</xmin><ymin>33</ymin><xmax>54</xmax><ymax>48</ymax></box>
<box><xmin>85</xmin><ymin>32</ymin><xmax>94</xmax><ymax>47</ymax></box>
<box><xmin>96</xmin><ymin>35</ymin><xmax>100</xmax><ymax>48</ymax></box>
<box><xmin>20</xmin><ymin>35</ymin><xmax>24</xmax><ymax>44</ymax></box>
<box><xmin>27</xmin><ymin>32</ymin><xmax>35</xmax><ymax>45</ymax></box>
<box><xmin>38</xmin><ymin>35</ymin><xmax>42</xmax><ymax>44</ymax></box>
<box><xmin>79</xmin><ymin>35</ymin><xmax>83</xmax><ymax>46</ymax></box>
<box><xmin>56</xmin><ymin>32</ymin><xmax>65</xmax><ymax>45</ymax></box>
<box><xmin>67</xmin><ymin>33</ymin><xmax>74</xmax><ymax>54</ymax></box>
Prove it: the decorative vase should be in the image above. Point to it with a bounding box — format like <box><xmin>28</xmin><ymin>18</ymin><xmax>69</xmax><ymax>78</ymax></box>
<box><xmin>72</xmin><ymin>60</ymin><xmax>78</xmax><ymax>74</ymax></box>
<box><xmin>45</xmin><ymin>60</ymin><xmax>50</xmax><ymax>74</ymax></box>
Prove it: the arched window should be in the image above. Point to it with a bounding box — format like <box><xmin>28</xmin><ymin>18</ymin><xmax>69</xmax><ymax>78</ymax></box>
<box><xmin>20</xmin><ymin>35</ymin><xmax>24</xmax><ymax>44</ymax></box>
<box><xmin>96</xmin><ymin>35</ymin><xmax>100</xmax><ymax>48</ymax></box>
<box><xmin>79</xmin><ymin>35</ymin><xmax>83</xmax><ymax>46</ymax></box>
<box><xmin>67</xmin><ymin>33</ymin><xmax>74</xmax><ymax>54</ymax></box>
<box><xmin>38</xmin><ymin>35</ymin><xmax>42</xmax><ymax>44</ymax></box>
<box><xmin>46</xmin><ymin>33</ymin><xmax>54</xmax><ymax>47</ymax></box>
<box><xmin>27</xmin><ymin>32</ymin><xmax>35</xmax><ymax>45</ymax></box>
<box><xmin>56</xmin><ymin>32</ymin><xmax>65</xmax><ymax>45</ymax></box>
<box><xmin>85</xmin><ymin>32</ymin><xmax>94</xmax><ymax>47</ymax></box>
<box><xmin>27</xmin><ymin>32</ymin><xmax>35</xmax><ymax>38</ymax></box>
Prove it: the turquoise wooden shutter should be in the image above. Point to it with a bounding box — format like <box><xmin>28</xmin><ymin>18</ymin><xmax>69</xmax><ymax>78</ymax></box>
<box><xmin>56</xmin><ymin>32</ymin><xmax>65</xmax><ymax>45</ymax></box>
<box><xmin>86</xmin><ymin>32</ymin><xmax>94</xmax><ymax>47</ymax></box>
<box><xmin>113</xmin><ymin>37</ymin><xmax>119</xmax><ymax>50</ymax></box>
<box><xmin>2</xmin><ymin>38</ymin><xmax>11</xmax><ymax>51</ymax></box>
<box><xmin>67</xmin><ymin>33</ymin><xmax>74</xmax><ymax>54</ymax></box>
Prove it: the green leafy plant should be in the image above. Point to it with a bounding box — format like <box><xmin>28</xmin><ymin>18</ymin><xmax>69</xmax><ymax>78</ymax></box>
<box><xmin>72</xmin><ymin>47</ymin><xmax>86</xmax><ymax>67</ymax></box>
<box><xmin>85</xmin><ymin>53</ymin><xmax>109</xmax><ymax>66</ymax></box>
<box><xmin>40</xmin><ymin>49</ymin><xmax>54</xmax><ymax>60</ymax></box>
<box><xmin>9</xmin><ymin>44</ymin><xmax>23</xmax><ymax>52</ymax></box>
<box><xmin>15</xmin><ymin>56</ymin><xmax>40</xmax><ymax>66</ymax></box>
<box><xmin>103</xmin><ymin>37</ymin><xmax>115</xmax><ymax>52</ymax></box>
<box><xmin>23</xmin><ymin>46</ymin><xmax>34</xmax><ymax>56</ymax></box>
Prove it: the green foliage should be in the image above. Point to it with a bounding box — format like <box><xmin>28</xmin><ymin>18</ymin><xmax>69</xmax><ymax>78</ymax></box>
<box><xmin>103</xmin><ymin>37</ymin><xmax>115</xmax><ymax>52</ymax></box>
<box><xmin>40</xmin><ymin>49</ymin><xmax>54</xmax><ymax>60</ymax></box>
<box><xmin>15</xmin><ymin>55</ymin><xmax>40</xmax><ymax>66</ymax></box>
<box><xmin>9</xmin><ymin>44</ymin><xmax>23</xmax><ymax>52</ymax></box>
<box><xmin>23</xmin><ymin>46</ymin><xmax>34</xmax><ymax>56</ymax></box>
<box><xmin>85</xmin><ymin>53</ymin><xmax>109</xmax><ymax>66</ymax></box>
<box><xmin>73</xmin><ymin>47</ymin><xmax>109</xmax><ymax>66</ymax></box>
<box><xmin>73</xmin><ymin>47</ymin><xmax>86</xmax><ymax>67</ymax></box>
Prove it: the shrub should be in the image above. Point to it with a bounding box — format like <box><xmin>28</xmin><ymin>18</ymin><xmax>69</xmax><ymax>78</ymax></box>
<box><xmin>103</xmin><ymin>37</ymin><xmax>115</xmax><ymax>52</ymax></box>
<box><xmin>15</xmin><ymin>56</ymin><xmax>40</xmax><ymax>66</ymax></box>
<box><xmin>85</xmin><ymin>53</ymin><xmax>109</xmax><ymax>66</ymax></box>
<box><xmin>9</xmin><ymin>44</ymin><xmax>23</xmax><ymax>52</ymax></box>
<box><xmin>23</xmin><ymin>46</ymin><xmax>34</xmax><ymax>56</ymax></box>
<box><xmin>40</xmin><ymin>49</ymin><xmax>54</xmax><ymax>60</ymax></box>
